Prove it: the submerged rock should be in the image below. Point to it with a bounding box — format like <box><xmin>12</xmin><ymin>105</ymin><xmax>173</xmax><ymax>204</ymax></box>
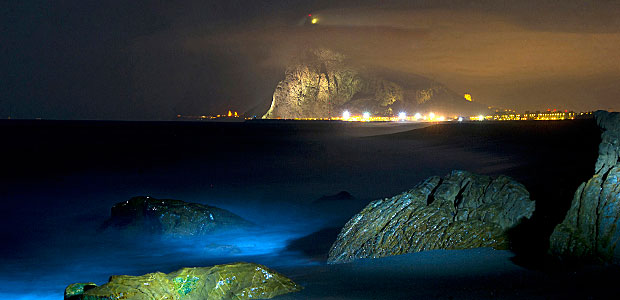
<box><xmin>204</xmin><ymin>243</ymin><xmax>242</xmax><ymax>256</ymax></box>
<box><xmin>312</xmin><ymin>191</ymin><xmax>355</xmax><ymax>204</ymax></box>
<box><xmin>549</xmin><ymin>111</ymin><xmax>620</xmax><ymax>263</ymax></box>
<box><xmin>103</xmin><ymin>196</ymin><xmax>252</xmax><ymax>236</ymax></box>
<box><xmin>67</xmin><ymin>262</ymin><xmax>302</xmax><ymax>300</ymax></box>
<box><xmin>328</xmin><ymin>170</ymin><xmax>535</xmax><ymax>264</ymax></box>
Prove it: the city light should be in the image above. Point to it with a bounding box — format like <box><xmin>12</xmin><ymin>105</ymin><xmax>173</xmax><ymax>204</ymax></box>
<box><xmin>342</xmin><ymin>110</ymin><xmax>350</xmax><ymax>120</ymax></box>
<box><xmin>255</xmin><ymin>109</ymin><xmax>581</xmax><ymax>122</ymax></box>
<box><xmin>311</xmin><ymin>18</ymin><xmax>318</xmax><ymax>24</ymax></box>
<box><xmin>182</xmin><ymin>110</ymin><xmax>581</xmax><ymax>122</ymax></box>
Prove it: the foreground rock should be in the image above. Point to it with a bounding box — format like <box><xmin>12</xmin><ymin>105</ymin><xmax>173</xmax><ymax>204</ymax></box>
<box><xmin>103</xmin><ymin>196</ymin><xmax>252</xmax><ymax>236</ymax></box>
<box><xmin>65</xmin><ymin>262</ymin><xmax>302</xmax><ymax>300</ymax></box>
<box><xmin>328</xmin><ymin>170</ymin><xmax>535</xmax><ymax>264</ymax></box>
<box><xmin>549</xmin><ymin>111</ymin><xmax>620</xmax><ymax>263</ymax></box>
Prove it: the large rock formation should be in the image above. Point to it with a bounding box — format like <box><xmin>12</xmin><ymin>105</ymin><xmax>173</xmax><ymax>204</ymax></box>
<box><xmin>549</xmin><ymin>111</ymin><xmax>620</xmax><ymax>263</ymax></box>
<box><xmin>102</xmin><ymin>196</ymin><xmax>252</xmax><ymax>237</ymax></box>
<box><xmin>328</xmin><ymin>170</ymin><xmax>535</xmax><ymax>264</ymax></box>
<box><xmin>263</xmin><ymin>49</ymin><xmax>488</xmax><ymax>119</ymax></box>
<box><xmin>65</xmin><ymin>262</ymin><xmax>302</xmax><ymax>300</ymax></box>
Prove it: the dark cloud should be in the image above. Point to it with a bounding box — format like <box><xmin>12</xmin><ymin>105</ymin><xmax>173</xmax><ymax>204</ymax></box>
<box><xmin>2</xmin><ymin>0</ymin><xmax>619</xmax><ymax>119</ymax></box>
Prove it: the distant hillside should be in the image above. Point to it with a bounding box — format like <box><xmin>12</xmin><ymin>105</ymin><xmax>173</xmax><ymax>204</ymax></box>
<box><xmin>263</xmin><ymin>49</ymin><xmax>489</xmax><ymax>119</ymax></box>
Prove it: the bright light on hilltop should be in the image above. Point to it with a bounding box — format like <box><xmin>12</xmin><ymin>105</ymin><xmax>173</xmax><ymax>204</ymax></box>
<box><xmin>464</xmin><ymin>93</ymin><xmax>473</xmax><ymax>102</ymax></box>
<box><xmin>363</xmin><ymin>112</ymin><xmax>370</xmax><ymax>119</ymax></box>
<box><xmin>398</xmin><ymin>112</ymin><xmax>406</xmax><ymax>120</ymax></box>
<box><xmin>342</xmin><ymin>110</ymin><xmax>350</xmax><ymax>120</ymax></box>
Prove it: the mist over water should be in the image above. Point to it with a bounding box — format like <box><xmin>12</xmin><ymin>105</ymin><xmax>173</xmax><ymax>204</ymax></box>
<box><xmin>0</xmin><ymin>119</ymin><xmax>601</xmax><ymax>299</ymax></box>
<box><xmin>0</xmin><ymin>181</ymin><xmax>331</xmax><ymax>299</ymax></box>
<box><xmin>1</xmin><ymin>197</ymin><xmax>326</xmax><ymax>299</ymax></box>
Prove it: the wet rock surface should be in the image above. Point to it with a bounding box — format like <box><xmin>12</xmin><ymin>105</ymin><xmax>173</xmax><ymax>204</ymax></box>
<box><xmin>549</xmin><ymin>111</ymin><xmax>620</xmax><ymax>263</ymax></box>
<box><xmin>64</xmin><ymin>282</ymin><xmax>97</xmax><ymax>300</ymax></box>
<box><xmin>328</xmin><ymin>170</ymin><xmax>535</xmax><ymax>264</ymax></box>
<box><xmin>103</xmin><ymin>196</ymin><xmax>252</xmax><ymax>236</ymax></box>
<box><xmin>67</xmin><ymin>262</ymin><xmax>302</xmax><ymax>300</ymax></box>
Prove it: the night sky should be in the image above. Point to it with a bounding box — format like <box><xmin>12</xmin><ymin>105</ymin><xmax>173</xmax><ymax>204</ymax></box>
<box><xmin>2</xmin><ymin>0</ymin><xmax>619</xmax><ymax>120</ymax></box>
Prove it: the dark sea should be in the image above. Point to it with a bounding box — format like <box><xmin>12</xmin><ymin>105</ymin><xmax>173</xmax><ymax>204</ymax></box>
<box><xmin>3</xmin><ymin>119</ymin><xmax>617</xmax><ymax>299</ymax></box>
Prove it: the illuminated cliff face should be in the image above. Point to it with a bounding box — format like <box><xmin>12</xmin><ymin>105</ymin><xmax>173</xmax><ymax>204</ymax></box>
<box><xmin>263</xmin><ymin>49</ymin><xmax>488</xmax><ymax>119</ymax></box>
<box><xmin>263</xmin><ymin>49</ymin><xmax>401</xmax><ymax>119</ymax></box>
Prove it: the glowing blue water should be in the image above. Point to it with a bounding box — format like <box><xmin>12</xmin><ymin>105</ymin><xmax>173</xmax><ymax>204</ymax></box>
<box><xmin>0</xmin><ymin>198</ymin><xmax>325</xmax><ymax>300</ymax></box>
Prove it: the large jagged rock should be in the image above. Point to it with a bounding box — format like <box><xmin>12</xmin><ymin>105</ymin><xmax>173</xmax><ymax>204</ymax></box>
<box><xmin>66</xmin><ymin>262</ymin><xmax>302</xmax><ymax>300</ymax></box>
<box><xmin>263</xmin><ymin>49</ymin><xmax>396</xmax><ymax>118</ymax></box>
<box><xmin>328</xmin><ymin>170</ymin><xmax>535</xmax><ymax>264</ymax></box>
<box><xmin>549</xmin><ymin>111</ymin><xmax>620</xmax><ymax>263</ymax></box>
<box><xmin>263</xmin><ymin>49</ymin><xmax>486</xmax><ymax>119</ymax></box>
<box><xmin>103</xmin><ymin>196</ymin><xmax>252</xmax><ymax>236</ymax></box>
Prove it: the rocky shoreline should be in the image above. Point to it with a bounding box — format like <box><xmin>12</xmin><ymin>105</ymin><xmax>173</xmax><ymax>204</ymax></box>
<box><xmin>64</xmin><ymin>111</ymin><xmax>620</xmax><ymax>299</ymax></box>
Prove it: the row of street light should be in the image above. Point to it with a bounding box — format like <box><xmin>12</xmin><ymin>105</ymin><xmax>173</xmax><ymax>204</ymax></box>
<box><xmin>341</xmin><ymin>110</ymin><xmax>455</xmax><ymax>122</ymax></box>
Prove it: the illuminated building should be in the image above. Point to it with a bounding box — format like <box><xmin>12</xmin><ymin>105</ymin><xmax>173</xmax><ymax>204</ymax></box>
<box><xmin>510</xmin><ymin>110</ymin><xmax>576</xmax><ymax>121</ymax></box>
